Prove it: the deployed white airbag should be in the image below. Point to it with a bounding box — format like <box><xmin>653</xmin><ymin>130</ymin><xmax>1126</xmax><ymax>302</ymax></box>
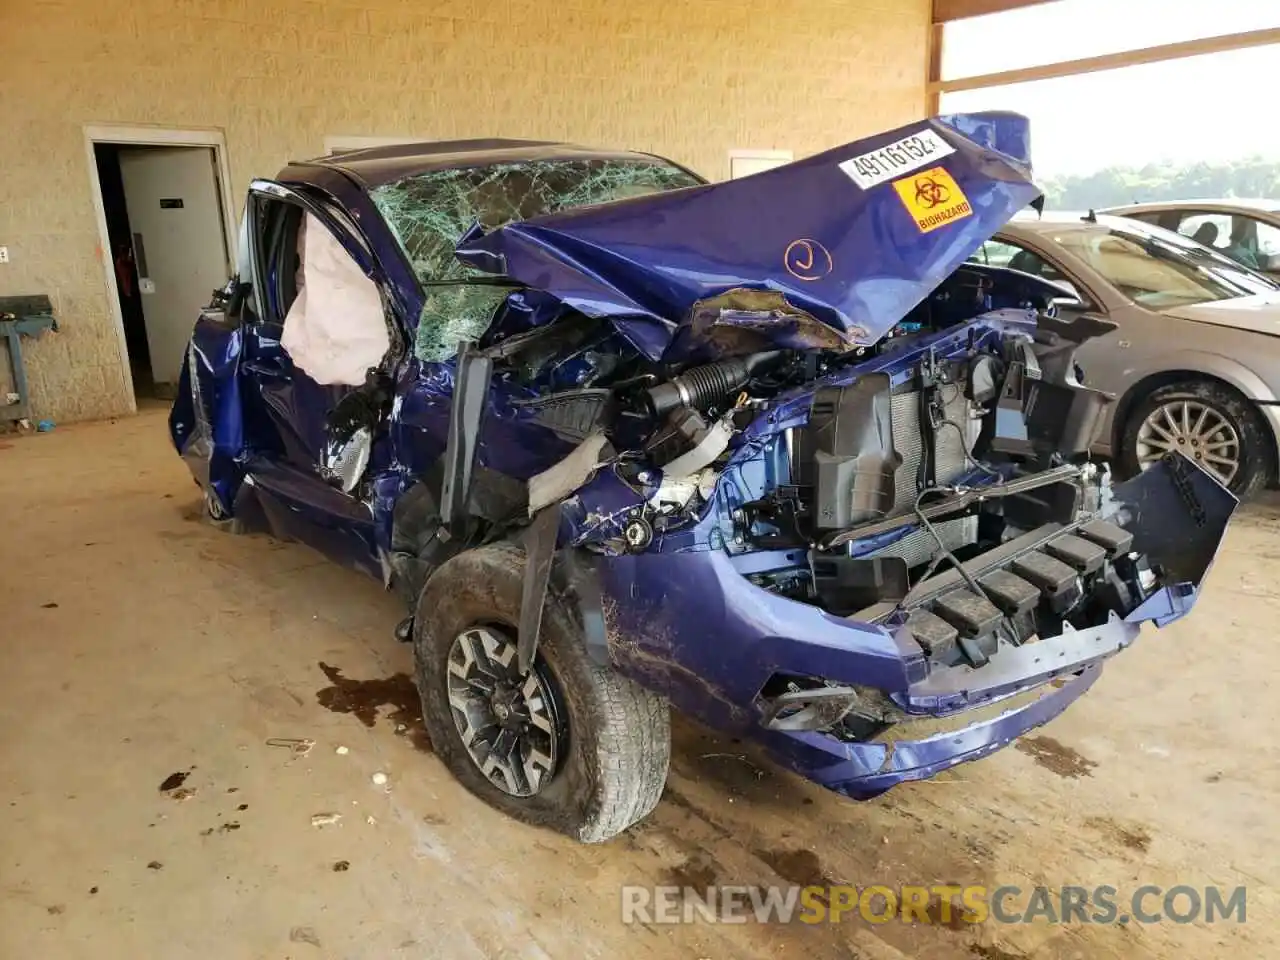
<box><xmin>281</xmin><ymin>213</ymin><xmax>389</xmax><ymax>385</ymax></box>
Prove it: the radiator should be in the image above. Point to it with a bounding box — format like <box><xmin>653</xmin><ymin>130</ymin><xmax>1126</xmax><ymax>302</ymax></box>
<box><xmin>889</xmin><ymin>386</ymin><xmax>976</xmax><ymax>513</ymax></box>
<box><xmin>873</xmin><ymin>516</ymin><xmax>978</xmax><ymax>567</ymax></box>
<box><xmin>878</xmin><ymin>385</ymin><xmax>979</xmax><ymax>564</ymax></box>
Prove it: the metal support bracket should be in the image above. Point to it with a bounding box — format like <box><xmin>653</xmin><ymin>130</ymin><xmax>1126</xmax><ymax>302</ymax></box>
<box><xmin>518</xmin><ymin>506</ymin><xmax>560</xmax><ymax>675</ymax></box>
<box><xmin>439</xmin><ymin>340</ymin><xmax>493</xmax><ymax>538</ymax></box>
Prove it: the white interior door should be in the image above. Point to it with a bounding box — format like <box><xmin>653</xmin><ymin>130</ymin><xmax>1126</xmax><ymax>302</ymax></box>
<box><xmin>119</xmin><ymin>147</ymin><xmax>229</xmax><ymax>387</ymax></box>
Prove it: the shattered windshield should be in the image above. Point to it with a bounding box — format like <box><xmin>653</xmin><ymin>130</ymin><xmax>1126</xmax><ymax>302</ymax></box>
<box><xmin>370</xmin><ymin>158</ymin><xmax>701</xmax><ymax>361</ymax></box>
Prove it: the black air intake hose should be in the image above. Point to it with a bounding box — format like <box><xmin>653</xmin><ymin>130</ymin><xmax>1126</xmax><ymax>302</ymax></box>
<box><xmin>645</xmin><ymin>351</ymin><xmax>783</xmax><ymax>416</ymax></box>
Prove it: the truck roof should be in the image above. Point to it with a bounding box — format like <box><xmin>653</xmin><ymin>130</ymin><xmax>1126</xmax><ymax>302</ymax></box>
<box><xmin>288</xmin><ymin>139</ymin><xmax>678</xmax><ymax>189</ymax></box>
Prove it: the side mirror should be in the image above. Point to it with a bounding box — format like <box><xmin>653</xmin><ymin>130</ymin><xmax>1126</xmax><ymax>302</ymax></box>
<box><xmin>207</xmin><ymin>278</ymin><xmax>250</xmax><ymax>322</ymax></box>
<box><xmin>1047</xmin><ymin>294</ymin><xmax>1087</xmax><ymax>318</ymax></box>
<box><xmin>323</xmin><ymin>425</ymin><xmax>373</xmax><ymax>493</ymax></box>
<box><xmin>226</xmin><ymin>280</ymin><xmax>250</xmax><ymax>317</ymax></box>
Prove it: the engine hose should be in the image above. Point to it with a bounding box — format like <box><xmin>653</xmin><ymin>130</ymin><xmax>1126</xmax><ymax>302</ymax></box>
<box><xmin>645</xmin><ymin>351</ymin><xmax>783</xmax><ymax>416</ymax></box>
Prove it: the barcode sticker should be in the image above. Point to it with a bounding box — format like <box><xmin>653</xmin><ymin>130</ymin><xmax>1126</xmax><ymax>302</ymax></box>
<box><xmin>838</xmin><ymin>130</ymin><xmax>956</xmax><ymax>190</ymax></box>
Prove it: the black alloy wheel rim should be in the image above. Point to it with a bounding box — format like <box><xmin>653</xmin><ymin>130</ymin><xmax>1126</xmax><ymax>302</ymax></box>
<box><xmin>445</xmin><ymin>626</ymin><xmax>564</xmax><ymax>797</ymax></box>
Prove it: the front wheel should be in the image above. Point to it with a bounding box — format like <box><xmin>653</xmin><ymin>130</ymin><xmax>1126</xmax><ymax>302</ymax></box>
<box><xmin>202</xmin><ymin>486</ymin><xmax>245</xmax><ymax>534</ymax></box>
<box><xmin>1120</xmin><ymin>380</ymin><xmax>1271</xmax><ymax>497</ymax></box>
<box><xmin>413</xmin><ymin>544</ymin><xmax>670</xmax><ymax>842</ymax></box>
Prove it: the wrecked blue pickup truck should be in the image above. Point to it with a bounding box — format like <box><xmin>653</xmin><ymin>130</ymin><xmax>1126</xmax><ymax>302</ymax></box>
<box><xmin>171</xmin><ymin>114</ymin><xmax>1235</xmax><ymax>842</ymax></box>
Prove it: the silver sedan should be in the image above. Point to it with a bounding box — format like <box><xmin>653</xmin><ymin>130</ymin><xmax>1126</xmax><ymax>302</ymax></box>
<box><xmin>970</xmin><ymin>213</ymin><xmax>1280</xmax><ymax>496</ymax></box>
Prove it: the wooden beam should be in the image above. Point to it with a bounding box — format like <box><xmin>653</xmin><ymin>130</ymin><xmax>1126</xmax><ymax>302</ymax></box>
<box><xmin>933</xmin><ymin>0</ymin><xmax>1055</xmax><ymax>23</ymax></box>
<box><xmin>926</xmin><ymin>21</ymin><xmax>945</xmax><ymax>115</ymax></box>
<box><xmin>935</xmin><ymin>27</ymin><xmax>1280</xmax><ymax>93</ymax></box>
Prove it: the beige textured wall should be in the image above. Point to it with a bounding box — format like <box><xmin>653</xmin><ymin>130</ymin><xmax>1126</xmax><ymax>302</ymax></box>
<box><xmin>1</xmin><ymin>0</ymin><xmax>930</xmax><ymax>423</ymax></box>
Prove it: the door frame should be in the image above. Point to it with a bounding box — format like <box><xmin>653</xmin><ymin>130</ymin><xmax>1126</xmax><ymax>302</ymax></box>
<box><xmin>83</xmin><ymin>124</ymin><xmax>237</xmax><ymax>411</ymax></box>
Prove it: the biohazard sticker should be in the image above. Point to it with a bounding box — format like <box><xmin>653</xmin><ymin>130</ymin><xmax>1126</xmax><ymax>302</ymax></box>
<box><xmin>892</xmin><ymin>167</ymin><xmax>973</xmax><ymax>234</ymax></box>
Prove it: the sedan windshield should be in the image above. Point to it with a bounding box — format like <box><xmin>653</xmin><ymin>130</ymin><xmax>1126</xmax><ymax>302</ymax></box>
<box><xmin>1047</xmin><ymin>222</ymin><xmax>1277</xmax><ymax>310</ymax></box>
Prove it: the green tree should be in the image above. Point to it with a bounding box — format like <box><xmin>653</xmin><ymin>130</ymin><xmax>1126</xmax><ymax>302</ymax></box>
<box><xmin>1039</xmin><ymin>157</ymin><xmax>1280</xmax><ymax>210</ymax></box>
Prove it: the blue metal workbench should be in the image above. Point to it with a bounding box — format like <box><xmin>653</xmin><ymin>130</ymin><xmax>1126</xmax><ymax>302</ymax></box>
<box><xmin>1</xmin><ymin>294</ymin><xmax>58</xmax><ymax>425</ymax></box>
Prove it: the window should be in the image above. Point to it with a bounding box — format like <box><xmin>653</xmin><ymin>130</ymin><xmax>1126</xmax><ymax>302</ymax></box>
<box><xmin>942</xmin><ymin>0</ymin><xmax>1280</xmax><ymax>83</ymax></box>
<box><xmin>370</xmin><ymin>158</ymin><xmax>702</xmax><ymax>361</ymax></box>
<box><xmin>970</xmin><ymin>240</ymin><xmax>1022</xmax><ymax>268</ymax></box>
<box><xmin>1177</xmin><ymin>212</ymin><xmax>1234</xmax><ymax>251</ymax></box>
<box><xmin>372</xmin><ymin>158</ymin><xmax>700</xmax><ymax>284</ymax></box>
<box><xmin>1257</xmin><ymin>221</ymin><xmax>1280</xmax><ymax>260</ymax></box>
<box><xmin>1049</xmin><ymin>223</ymin><xmax>1274</xmax><ymax>309</ymax></box>
<box><xmin>249</xmin><ymin>194</ymin><xmax>388</xmax><ymax>385</ymax></box>
<box><xmin>970</xmin><ymin>239</ymin><xmax>1072</xmax><ymax>290</ymax></box>
<box><xmin>975</xmin><ymin>239</ymin><xmax>1052</xmax><ymax>276</ymax></box>
<box><xmin>940</xmin><ymin>43</ymin><xmax>1280</xmax><ymax>209</ymax></box>
<box><xmin>1177</xmin><ymin>211</ymin><xmax>1280</xmax><ymax>271</ymax></box>
<box><xmin>728</xmin><ymin>150</ymin><xmax>793</xmax><ymax>179</ymax></box>
<box><xmin>279</xmin><ymin>210</ymin><xmax>389</xmax><ymax>386</ymax></box>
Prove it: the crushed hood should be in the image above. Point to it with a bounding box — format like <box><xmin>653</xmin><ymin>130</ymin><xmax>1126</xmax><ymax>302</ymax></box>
<box><xmin>456</xmin><ymin>112</ymin><xmax>1042</xmax><ymax>362</ymax></box>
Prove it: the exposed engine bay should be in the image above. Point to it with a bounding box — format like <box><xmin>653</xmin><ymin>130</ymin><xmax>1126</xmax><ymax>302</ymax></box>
<box><xmin>489</xmin><ymin>263</ymin><xmax>1105</xmax><ymax>552</ymax></box>
<box><xmin>430</xmin><ymin>261</ymin><xmax>1169</xmax><ymax>688</ymax></box>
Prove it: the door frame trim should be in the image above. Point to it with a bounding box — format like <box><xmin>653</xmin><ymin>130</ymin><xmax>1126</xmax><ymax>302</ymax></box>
<box><xmin>83</xmin><ymin>124</ymin><xmax>237</xmax><ymax>411</ymax></box>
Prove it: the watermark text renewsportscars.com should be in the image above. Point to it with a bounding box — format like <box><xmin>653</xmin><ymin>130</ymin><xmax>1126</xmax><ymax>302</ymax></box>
<box><xmin>621</xmin><ymin>883</ymin><xmax>1247</xmax><ymax>926</ymax></box>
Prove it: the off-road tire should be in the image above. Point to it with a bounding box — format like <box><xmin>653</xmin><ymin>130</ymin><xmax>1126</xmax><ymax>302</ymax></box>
<box><xmin>413</xmin><ymin>543</ymin><xmax>670</xmax><ymax>842</ymax></box>
<box><xmin>1119</xmin><ymin>379</ymin><xmax>1271</xmax><ymax>498</ymax></box>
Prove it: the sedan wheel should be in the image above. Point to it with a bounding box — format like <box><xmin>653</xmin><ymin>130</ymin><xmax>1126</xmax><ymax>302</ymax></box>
<box><xmin>1136</xmin><ymin>399</ymin><xmax>1241</xmax><ymax>487</ymax></box>
<box><xmin>1121</xmin><ymin>380</ymin><xmax>1270</xmax><ymax>498</ymax></box>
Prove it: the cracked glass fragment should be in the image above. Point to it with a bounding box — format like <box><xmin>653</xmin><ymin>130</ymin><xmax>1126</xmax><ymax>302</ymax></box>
<box><xmin>371</xmin><ymin>159</ymin><xmax>700</xmax><ymax>362</ymax></box>
<box><xmin>415</xmin><ymin>285</ymin><xmax>512</xmax><ymax>365</ymax></box>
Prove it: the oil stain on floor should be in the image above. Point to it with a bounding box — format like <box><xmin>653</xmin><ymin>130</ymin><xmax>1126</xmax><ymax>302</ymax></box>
<box><xmin>314</xmin><ymin>662</ymin><xmax>432</xmax><ymax>752</ymax></box>
<box><xmin>662</xmin><ymin>854</ymin><xmax>722</xmax><ymax>892</ymax></box>
<box><xmin>754</xmin><ymin>847</ymin><xmax>840</xmax><ymax>889</ymax></box>
<box><xmin>158</xmin><ymin>770</ymin><xmax>190</xmax><ymax>792</ymax></box>
<box><xmin>1084</xmin><ymin>815</ymin><xmax>1152</xmax><ymax>853</ymax></box>
<box><xmin>1014</xmin><ymin>735</ymin><xmax>1097</xmax><ymax>779</ymax></box>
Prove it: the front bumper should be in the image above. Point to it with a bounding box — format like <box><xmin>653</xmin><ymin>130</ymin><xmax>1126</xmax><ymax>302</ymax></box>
<box><xmin>758</xmin><ymin>663</ymin><xmax>1102</xmax><ymax>799</ymax></box>
<box><xmin>599</xmin><ymin>456</ymin><xmax>1235</xmax><ymax>798</ymax></box>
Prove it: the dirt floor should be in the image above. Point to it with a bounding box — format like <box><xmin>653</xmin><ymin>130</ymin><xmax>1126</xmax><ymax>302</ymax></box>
<box><xmin>1</xmin><ymin>408</ymin><xmax>1277</xmax><ymax>960</ymax></box>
